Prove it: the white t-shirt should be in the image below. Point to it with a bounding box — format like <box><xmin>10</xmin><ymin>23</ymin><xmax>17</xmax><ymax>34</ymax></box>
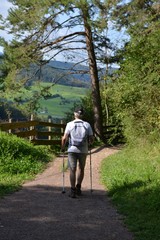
<box><xmin>64</xmin><ymin>119</ymin><xmax>93</xmax><ymax>153</ymax></box>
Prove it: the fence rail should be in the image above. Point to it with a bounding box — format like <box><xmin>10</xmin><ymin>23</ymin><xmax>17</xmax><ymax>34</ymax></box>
<box><xmin>0</xmin><ymin>118</ymin><xmax>122</xmax><ymax>146</ymax></box>
<box><xmin>0</xmin><ymin>119</ymin><xmax>66</xmax><ymax>146</ymax></box>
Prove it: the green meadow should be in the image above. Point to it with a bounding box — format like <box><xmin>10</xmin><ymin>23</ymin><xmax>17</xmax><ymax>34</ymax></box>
<box><xmin>37</xmin><ymin>84</ymin><xmax>88</xmax><ymax>118</ymax></box>
<box><xmin>6</xmin><ymin>83</ymin><xmax>88</xmax><ymax>119</ymax></box>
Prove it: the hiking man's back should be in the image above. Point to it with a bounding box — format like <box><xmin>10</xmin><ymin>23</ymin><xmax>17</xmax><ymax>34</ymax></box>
<box><xmin>61</xmin><ymin>107</ymin><xmax>94</xmax><ymax>198</ymax></box>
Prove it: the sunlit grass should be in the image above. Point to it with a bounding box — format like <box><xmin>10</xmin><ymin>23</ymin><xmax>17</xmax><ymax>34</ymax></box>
<box><xmin>101</xmin><ymin>142</ymin><xmax>160</xmax><ymax>240</ymax></box>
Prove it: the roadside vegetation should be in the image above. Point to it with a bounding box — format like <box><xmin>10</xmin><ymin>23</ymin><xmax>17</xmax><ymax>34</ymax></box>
<box><xmin>101</xmin><ymin>141</ymin><xmax>160</xmax><ymax>240</ymax></box>
<box><xmin>99</xmin><ymin>1</ymin><xmax>160</xmax><ymax>239</ymax></box>
<box><xmin>0</xmin><ymin>131</ymin><xmax>53</xmax><ymax>198</ymax></box>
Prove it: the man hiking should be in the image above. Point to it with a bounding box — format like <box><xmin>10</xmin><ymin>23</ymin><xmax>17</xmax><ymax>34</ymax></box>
<box><xmin>61</xmin><ymin>107</ymin><xmax>94</xmax><ymax>198</ymax></box>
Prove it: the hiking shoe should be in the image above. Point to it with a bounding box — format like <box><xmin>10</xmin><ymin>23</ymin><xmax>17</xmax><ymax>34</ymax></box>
<box><xmin>69</xmin><ymin>188</ymin><xmax>76</xmax><ymax>198</ymax></box>
<box><xmin>76</xmin><ymin>184</ymin><xmax>82</xmax><ymax>196</ymax></box>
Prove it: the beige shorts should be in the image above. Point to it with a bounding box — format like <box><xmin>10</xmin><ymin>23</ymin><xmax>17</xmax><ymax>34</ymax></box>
<box><xmin>68</xmin><ymin>152</ymin><xmax>87</xmax><ymax>170</ymax></box>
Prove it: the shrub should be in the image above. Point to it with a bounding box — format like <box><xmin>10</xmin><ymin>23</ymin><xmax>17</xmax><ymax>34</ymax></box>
<box><xmin>0</xmin><ymin>131</ymin><xmax>51</xmax><ymax>174</ymax></box>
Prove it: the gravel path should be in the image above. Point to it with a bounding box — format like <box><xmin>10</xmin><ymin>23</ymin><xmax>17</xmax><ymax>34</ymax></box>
<box><xmin>0</xmin><ymin>145</ymin><xmax>134</xmax><ymax>240</ymax></box>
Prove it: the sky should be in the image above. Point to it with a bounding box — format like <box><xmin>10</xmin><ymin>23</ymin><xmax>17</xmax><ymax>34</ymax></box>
<box><xmin>0</xmin><ymin>0</ymin><xmax>12</xmax><ymax>17</ymax></box>
<box><xmin>0</xmin><ymin>0</ymin><xmax>13</xmax><ymax>53</ymax></box>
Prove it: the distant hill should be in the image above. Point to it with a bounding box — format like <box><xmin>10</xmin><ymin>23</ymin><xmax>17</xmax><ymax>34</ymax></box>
<box><xmin>26</xmin><ymin>60</ymin><xmax>117</xmax><ymax>88</ymax></box>
<box><xmin>0</xmin><ymin>53</ymin><xmax>116</xmax><ymax>88</ymax></box>
<box><xmin>48</xmin><ymin>60</ymin><xmax>91</xmax><ymax>83</ymax></box>
<box><xmin>22</xmin><ymin>60</ymin><xmax>91</xmax><ymax>88</ymax></box>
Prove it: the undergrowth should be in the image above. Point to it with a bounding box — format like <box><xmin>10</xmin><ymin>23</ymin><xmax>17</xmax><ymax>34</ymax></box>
<box><xmin>0</xmin><ymin>131</ymin><xmax>53</xmax><ymax>197</ymax></box>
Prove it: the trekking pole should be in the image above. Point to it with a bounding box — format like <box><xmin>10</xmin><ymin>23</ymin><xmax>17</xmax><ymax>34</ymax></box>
<box><xmin>89</xmin><ymin>148</ymin><xmax>93</xmax><ymax>193</ymax></box>
<box><xmin>62</xmin><ymin>152</ymin><xmax>66</xmax><ymax>194</ymax></box>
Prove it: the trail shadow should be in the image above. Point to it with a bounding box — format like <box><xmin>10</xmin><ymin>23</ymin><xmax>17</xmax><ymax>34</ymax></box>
<box><xmin>0</xmin><ymin>184</ymin><xmax>134</xmax><ymax>240</ymax></box>
<box><xmin>91</xmin><ymin>145</ymin><xmax>121</xmax><ymax>154</ymax></box>
<box><xmin>57</xmin><ymin>145</ymin><xmax>121</xmax><ymax>157</ymax></box>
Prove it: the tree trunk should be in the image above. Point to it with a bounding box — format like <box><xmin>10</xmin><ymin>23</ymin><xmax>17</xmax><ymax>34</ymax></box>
<box><xmin>82</xmin><ymin>8</ymin><xmax>104</xmax><ymax>140</ymax></box>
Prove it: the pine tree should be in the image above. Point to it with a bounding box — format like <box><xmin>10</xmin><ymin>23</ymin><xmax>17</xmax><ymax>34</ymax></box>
<box><xmin>0</xmin><ymin>0</ymin><xmax>113</xmax><ymax>140</ymax></box>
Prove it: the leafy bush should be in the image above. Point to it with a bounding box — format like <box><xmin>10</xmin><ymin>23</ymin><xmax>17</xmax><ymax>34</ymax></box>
<box><xmin>0</xmin><ymin>132</ymin><xmax>49</xmax><ymax>158</ymax></box>
<box><xmin>0</xmin><ymin>131</ymin><xmax>53</xmax><ymax>196</ymax></box>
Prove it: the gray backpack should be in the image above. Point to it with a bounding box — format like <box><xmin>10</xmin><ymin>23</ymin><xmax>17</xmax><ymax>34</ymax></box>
<box><xmin>70</xmin><ymin>121</ymin><xmax>88</xmax><ymax>147</ymax></box>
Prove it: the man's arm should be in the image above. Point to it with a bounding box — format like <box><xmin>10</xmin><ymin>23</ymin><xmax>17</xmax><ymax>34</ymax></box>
<box><xmin>87</xmin><ymin>123</ymin><xmax>94</xmax><ymax>146</ymax></box>
<box><xmin>89</xmin><ymin>135</ymin><xmax>94</xmax><ymax>146</ymax></box>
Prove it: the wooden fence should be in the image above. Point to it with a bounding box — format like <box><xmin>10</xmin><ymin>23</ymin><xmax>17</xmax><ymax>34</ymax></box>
<box><xmin>0</xmin><ymin>117</ymin><xmax>123</xmax><ymax>146</ymax></box>
<box><xmin>0</xmin><ymin>118</ymin><xmax>66</xmax><ymax>146</ymax></box>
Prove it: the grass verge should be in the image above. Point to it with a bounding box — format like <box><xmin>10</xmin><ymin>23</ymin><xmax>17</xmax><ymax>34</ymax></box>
<box><xmin>101</xmin><ymin>142</ymin><xmax>160</xmax><ymax>240</ymax></box>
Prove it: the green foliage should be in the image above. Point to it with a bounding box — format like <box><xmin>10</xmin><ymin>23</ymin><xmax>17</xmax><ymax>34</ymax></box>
<box><xmin>104</xmin><ymin>0</ymin><xmax>160</xmax><ymax>143</ymax></box>
<box><xmin>0</xmin><ymin>131</ymin><xmax>53</xmax><ymax>197</ymax></box>
<box><xmin>0</xmin><ymin>131</ymin><xmax>51</xmax><ymax>173</ymax></box>
<box><xmin>101</xmin><ymin>141</ymin><xmax>160</xmax><ymax>240</ymax></box>
<box><xmin>101</xmin><ymin>78</ymin><xmax>125</xmax><ymax>144</ymax></box>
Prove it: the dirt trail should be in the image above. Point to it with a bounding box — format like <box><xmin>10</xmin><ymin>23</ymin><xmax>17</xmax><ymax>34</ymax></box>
<box><xmin>0</xmin><ymin>146</ymin><xmax>134</xmax><ymax>240</ymax></box>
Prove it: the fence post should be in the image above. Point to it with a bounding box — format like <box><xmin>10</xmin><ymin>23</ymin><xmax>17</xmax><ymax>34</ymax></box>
<box><xmin>29</xmin><ymin>114</ymin><xmax>34</xmax><ymax>140</ymax></box>
<box><xmin>8</xmin><ymin>118</ymin><xmax>12</xmax><ymax>133</ymax></box>
<box><xmin>48</xmin><ymin>118</ymin><xmax>52</xmax><ymax>140</ymax></box>
<box><xmin>61</xmin><ymin>120</ymin><xmax>64</xmax><ymax>136</ymax></box>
